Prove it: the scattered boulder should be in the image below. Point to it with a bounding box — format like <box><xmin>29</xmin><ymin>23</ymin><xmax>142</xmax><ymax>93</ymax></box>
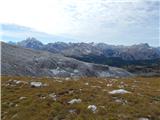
<box><xmin>85</xmin><ymin>82</ymin><xmax>89</xmax><ymax>85</ymax></box>
<box><xmin>65</xmin><ymin>77</ymin><xmax>70</xmax><ymax>81</ymax></box>
<box><xmin>10</xmin><ymin>80</ymin><xmax>28</xmax><ymax>85</ymax></box>
<box><xmin>19</xmin><ymin>97</ymin><xmax>27</xmax><ymax>100</ymax></box>
<box><xmin>107</xmin><ymin>84</ymin><xmax>112</xmax><ymax>87</ymax></box>
<box><xmin>68</xmin><ymin>99</ymin><xmax>82</xmax><ymax>104</ymax></box>
<box><xmin>88</xmin><ymin>105</ymin><xmax>97</xmax><ymax>113</ymax></box>
<box><xmin>15</xmin><ymin>104</ymin><xmax>19</xmax><ymax>107</ymax></box>
<box><xmin>68</xmin><ymin>90</ymin><xmax>74</xmax><ymax>94</ymax></box>
<box><xmin>49</xmin><ymin>93</ymin><xmax>57</xmax><ymax>101</ymax></box>
<box><xmin>115</xmin><ymin>99</ymin><xmax>122</xmax><ymax>103</ymax></box>
<box><xmin>36</xmin><ymin>93</ymin><xmax>46</xmax><ymax>99</ymax></box>
<box><xmin>114</xmin><ymin>99</ymin><xmax>128</xmax><ymax>105</ymax></box>
<box><xmin>69</xmin><ymin>109</ymin><xmax>76</xmax><ymax>114</ymax></box>
<box><xmin>30</xmin><ymin>82</ymin><xmax>43</xmax><ymax>87</ymax></box>
<box><xmin>109</xmin><ymin>89</ymin><xmax>130</xmax><ymax>94</ymax></box>
<box><xmin>118</xmin><ymin>85</ymin><xmax>125</xmax><ymax>88</ymax></box>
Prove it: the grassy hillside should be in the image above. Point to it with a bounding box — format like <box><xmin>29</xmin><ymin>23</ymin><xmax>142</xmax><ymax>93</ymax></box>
<box><xmin>1</xmin><ymin>76</ymin><xmax>160</xmax><ymax>120</ymax></box>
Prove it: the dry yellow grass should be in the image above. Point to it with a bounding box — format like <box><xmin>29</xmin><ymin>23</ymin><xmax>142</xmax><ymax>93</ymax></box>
<box><xmin>1</xmin><ymin>76</ymin><xmax>160</xmax><ymax>120</ymax></box>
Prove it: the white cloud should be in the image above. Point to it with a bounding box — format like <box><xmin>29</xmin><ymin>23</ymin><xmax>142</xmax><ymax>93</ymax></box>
<box><xmin>0</xmin><ymin>0</ymin><xmax>72</xmax><ymax>34</ymax></box>
<box><xmin>0</xmin><ymin>0</ymin><xmax>159</xmax><ymax>45</ymax></box>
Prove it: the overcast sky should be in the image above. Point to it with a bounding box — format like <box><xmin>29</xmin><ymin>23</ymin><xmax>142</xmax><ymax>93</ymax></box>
<box><xmin>0</xmin><ymin>0</ymin><xmax>159</xmax><ymax>46</ymax></box>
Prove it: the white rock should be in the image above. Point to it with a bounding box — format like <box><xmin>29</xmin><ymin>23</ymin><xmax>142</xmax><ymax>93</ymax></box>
<box><xmin>107</xmin><ymin>84</ymin><xmax>112</xmax><ymax>87</ymax></box>
<box><xmin>19</xmin><ymin>97</ymin><xmax>27</xmax><ymax>100</ymax></box>
<box><xmin>13</xmin><ymin>80</ymin><xmax>17</xmax><ymax>82</ymax></box>
<box><xmin>85</xmin><ymin>83</ymin><xmax>89</xmax><ymax>85</ymax></box>
<box><xmin>40</xmin><ymin>96</ymin><xmax>46</xmax><ymax>99</ymax></box>
<box><xmin>115</xmin><ymin>99</ymin><xmax>122</xmax><ymax>103</ymax></box>
<box><xmin>13</xmin><ymin>80</ymin><xmax>21</xmax><ymax>84</ymax></box>
<box><xmin>50</xmin><ymin>69</ymin><xmax>59</xmax><ymax>75</ymax></box>
<box><xmin>50</xmin><ymin>69</ymin><xmax>66</xmax><ymax>75</ymax></box>
<box><xmin>30</xmin><ymin>82</ymin><xmax>42</xmax><ymax>87</ymax></box>
<box><xmin>118</xmin><ymin>85</ymin><xmax>124</xmax><ymax>88</ymax></box>
<box><xmin>15</xmin><ymin>81</ymin><xmax>21</xmax><ymax>84</ymax></box>
<box><xmin>109</xmin><ymin>89</ymin><xmax>130</xmax><ymax>94</ymax></box>
<box><xmin>13</xmin><ymin>80</ymin><xmax>28</xmax><ymax>84</ymax></box>
<box><xmin>15</xmin><ymin>104</ymin><xmax>19</xmax><ymax>107</ymax></box>
<box><xmin>69</xmin><ymin>109</ymin><xmax>76</xmax><ymax>113</ymax></box>
<box><xmin>49</xmin><ymin>93</ymin><xmax>57</xmax><ymax>101</ymax></box>
<box><xmin>70</xmin><ymin>73</ymin><xmax>74</xmax><ymax>76</ymax></box>
<box><xmin>68</xmin><ymin>99</ymin><xmax>81</xmax><ymax>104</ymax></box>
<box><xmin>73</xmin><ymin>69</ymin><xmax>79</xmax><ymax>73</ymax></box>
<box><xmin>69</xmin><ymin>90</ymin><xmax>74</xmax><ymax>94</ymax></box>
<box><xmin>8</xmin><ymin>79</ymin><xmax>12</xmax><ymax>82</ymax></box>
<box><xmin>88</xmin><ymin>105</ymin><xmax>97</xmax><ymax>113</ymax></box>
<box><xmin>65</xmin><ymin>77</ymin><xmax>70</xmax><ymax>81</ymax></box>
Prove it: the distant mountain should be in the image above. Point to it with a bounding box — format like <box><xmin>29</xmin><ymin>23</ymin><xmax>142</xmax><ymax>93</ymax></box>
<box><xmin>1</xmin><ymin>42</ymin><xmax>132</xmax><ymax>77</ymax></box>
<box><xmin>8</xmin><ymin>41</ymin><xmax>16</xmax><ymax>45</ymax></box>
<box><xmin>14</xmin><ymin>38</ymin><xmax>160</xmax><ymax>76</ymax></box>
<box><xmin>17</xmin><ymin>37</ymin><xmax>44</xmax><ymax>49</ymax></box>
<box><xmin>43</xmin><ymin>42</ymin><xmax>70</xmax><ymax>53</ymax></box>
<box><xmin>16</xmin><ymin>38</ymin><xmax>160</xmax><ymax>61</ymax></box>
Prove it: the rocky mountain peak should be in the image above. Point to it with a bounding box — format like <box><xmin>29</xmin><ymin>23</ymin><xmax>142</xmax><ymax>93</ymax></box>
<box><xmin>15</xmin><ymin>38</ymin><xmax>160</xmax><ymax>60</ymax></box>
<box><xmin>17</xmin><ymin>37</ymin><xmax>44</xmax><ymax>49</ymax></box>
<box><xmin>131</xmin><ymin>43</ymin><xmax>150</xmax><ymax>48</ymax></box>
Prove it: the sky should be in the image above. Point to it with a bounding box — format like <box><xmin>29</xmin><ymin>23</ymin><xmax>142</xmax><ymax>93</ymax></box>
<box><xmin>0</xmin><ymin>0</ymin><xmax>159</xmax><ymax>46</ymax></box>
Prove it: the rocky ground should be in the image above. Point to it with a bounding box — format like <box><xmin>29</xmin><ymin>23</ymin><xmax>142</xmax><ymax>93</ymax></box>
<box><xmin>1</xmin><ymin>76</ymin><xmax>160</xmax><ymax>120</ymax></box>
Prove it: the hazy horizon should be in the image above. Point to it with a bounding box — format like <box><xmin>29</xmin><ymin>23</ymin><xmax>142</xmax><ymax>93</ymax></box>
<box><xmin>0</xmin><ymin>0</ymin><xmax>159</xmax><ymax>46</ymax></box>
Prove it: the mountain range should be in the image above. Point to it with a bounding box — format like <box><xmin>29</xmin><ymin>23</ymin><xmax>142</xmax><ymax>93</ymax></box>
<box><xmin>4</xmin><ymin>37</ymin><xmax>160</xmax><ymax>76</ymax></box>
<box><xmin>1</xmin><ymin>42</ymin><xmax>133</xmax><ymax>77</ymax></box>
<box><xmin>16</xmin><ymin>37</ymin><xmax>160</xmax><ymax>61</ymax></box>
